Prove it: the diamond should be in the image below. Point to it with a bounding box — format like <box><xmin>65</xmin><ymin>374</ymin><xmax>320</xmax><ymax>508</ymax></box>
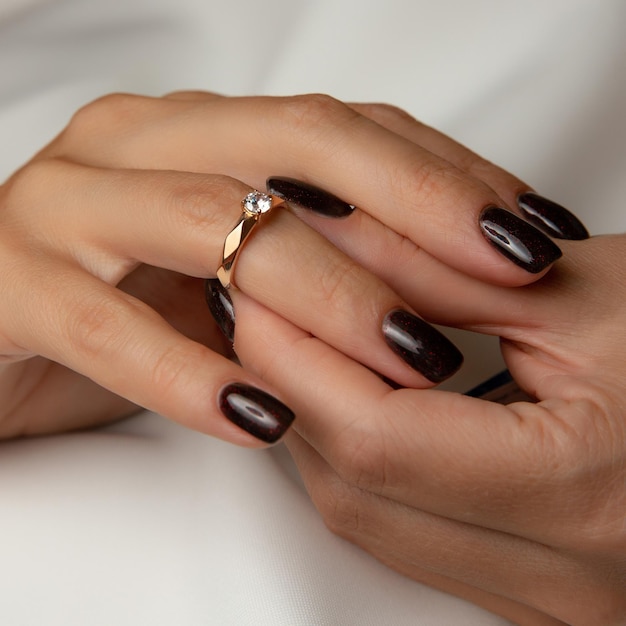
<box><xmin>242</xmin><ymin>191</ymin><xmax>273</xmax><ymax>215</ymax></box>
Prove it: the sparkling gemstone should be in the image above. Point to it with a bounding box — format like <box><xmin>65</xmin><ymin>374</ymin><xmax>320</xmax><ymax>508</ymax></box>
<box><xmin>243</xmin><ymin>191</ymin><xmax>272</xmax><ymax>214</ymax></box>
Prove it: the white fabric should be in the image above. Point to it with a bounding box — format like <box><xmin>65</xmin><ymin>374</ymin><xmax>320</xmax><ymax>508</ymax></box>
<box><xmin>0</xmin><ymin>1</ymin><xmax>624</xmax><ymax>624</ymax></box>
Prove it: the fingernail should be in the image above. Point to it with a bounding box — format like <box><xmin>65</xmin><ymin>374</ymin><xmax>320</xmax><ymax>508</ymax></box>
<box><xmin>382</xmin><ymin>309</ymin><xmax>463</xmax><ymax>383</ymax></box>
<box><xmin>266</xmin><ymin>176</ymin><xmax>355</xmax><ymax>218</ymax></box>
<box><xmin>479</xmin><ymin>206</ymin><xmax>562</xmax><ymax>273</ymax></box>
<box><xmin>219</xmin><ymin>383</ymin><xmax>295</xmax><ymax>444</ymax></box>
<box><xmin>517</xmin><ymin>192</ymin><xmax>590</xmax><ymax>240</ymax></box>
<box><xmin>205</xmin><ymin>278</ymin><xmax>235</xmax><ymax>343</ymax></box>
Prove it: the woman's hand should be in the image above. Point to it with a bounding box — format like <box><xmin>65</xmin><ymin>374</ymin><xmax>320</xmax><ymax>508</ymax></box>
<box><xmin>232</xmin><ymin>231</ymin><xmax>626</xmax><ymax>626</ymax></box>
<box><xmin>210</xmin><ymin>102</ymin><xmax>623</xmax><ymax>625</ymax></box>
<box><xmin>0</xmin><ymin>92</ymin><xmax>562</xmax><ymax>443</ymax></box>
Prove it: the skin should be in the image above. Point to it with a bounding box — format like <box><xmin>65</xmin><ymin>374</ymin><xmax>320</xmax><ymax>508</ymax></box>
<box><xmin>0</xmin><ymin>92</ymin><xmax>623</xmax><ymax>623</ymax></box>
<box><xmin>0</xmin><ymin>91</ymin><xmax>545</xmax><ymax>441</ymax></box>
<box><xmin>234</xmin><ymin>234</ymin><xmax>626</xmax><ymax>625</ymax></box>
<box><xmin>232</xmin><ymin>106</ymin><xmax>626</xmax><ymax>624</ymax></box>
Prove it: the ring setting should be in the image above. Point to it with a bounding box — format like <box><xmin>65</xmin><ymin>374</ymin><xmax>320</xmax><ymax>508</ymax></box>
<box><xmin>216</xmin><ymin>190</ymin><xmax>285</xmax><ymax>289</ymax></box>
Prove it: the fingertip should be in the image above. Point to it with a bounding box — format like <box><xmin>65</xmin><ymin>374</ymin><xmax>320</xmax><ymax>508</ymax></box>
<box><xmin>217</xmin><ymin>381</ymin><xmax>296</xmax><ymax>445</ymax></box>
<box><xmin>516</xmin><ymin>192</ymin><xmax>590</xmax><ymax>241</ymax></box>
<box><xmin>382</xmin><ymin>309</ymin><xmax>463</xmax><ymax>384</ymax></box>
<box><xmin>478</xmin><ymin>206</ymin><xmax>562</xmax><ymax>277</ymax></box>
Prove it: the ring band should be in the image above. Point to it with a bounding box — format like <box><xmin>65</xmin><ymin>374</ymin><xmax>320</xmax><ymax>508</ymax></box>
<box><xmin>216</xmin><ymin>191</ymin><xmax>285</xmax><ymax>289</ymax></box>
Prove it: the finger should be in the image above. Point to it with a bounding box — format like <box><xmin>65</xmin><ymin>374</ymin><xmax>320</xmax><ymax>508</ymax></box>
<box><xmin>49</xmin><ymin>93</ymin><xmax>562</xmax><ymax>285</ymax></box>
<box><xmin>117</xmin><ymin>265</ymin><xmax>233</xmax><ymax>353</ymax></box>
<box><xmin>271</xmin><ymin>192</ymin><xmax>523</xmax><ymax>329</ymax></box>
<box><xmin>347</xmin><ymin>102</ymin><xmax>529</xmax><ymax>210</ymax></box>
<box><xmin>12</xmin><ymin>160</ymin><xmax>462</xmax><ymax>387</ymax></box>
<box><xmin>8</xmin><ymin>150</ymin><xmax>544</xmax><ymax>343</ymax></box>
<box><xmin>162</xmin><ymin>90</ymin><xmax>223</xmax><ymax>102</ymax></box>
<box><xmin>287</xmin><ymin>433</ymin><xmax>608</xmax><ymax>626</ymax></box>
<box><xmin>196</xmin><ymin>95</ymin><xmax>562</xmax><ymax>281</ymax></box>
<box><xmin>347</xmin><ymin>102</ymin><xmax>590</xmax><ymax>240</ymax></box>
<box><xmin>256</xmin><ymin>204</ymin><xmax>621</xmax><ymax>367</ymax></box>
<box><xmin>0</xmin><ymin>256</ymin><xmax>295</xmax><ymax>447</ymax></box>
<box><xmin>233</xmin><ymin>292</ymin><xmax>624</xmax><ymax>546</ymax></box>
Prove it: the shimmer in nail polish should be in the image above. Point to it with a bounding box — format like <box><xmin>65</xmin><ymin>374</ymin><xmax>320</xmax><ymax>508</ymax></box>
<box><xmin>266</xmin><ymin>176</ymin><xmax>355</xmax><ymax>218</ymax></box>
<box><xmin>205</xmin><ymin>278</ymin><xmax>235</xmax><ymax>343</ymax></box>
<box><xmin>517</xmin><ymin>192</ymin><xmax>590</xmax><ymax>240</ymax></box>
<box><xmin>219</xmin><ymin>383</ymin><xmax>295</xmax><ymax>444</ymax></box>
<box><xmin>479</xmin><ymin>206</ymin><xmax>562</xmax><ymax>273</ymax></box>
<box><xmin>382</xmin><ymin>309</ymin><xmax>463</xmax><ymax>383</ymax></box>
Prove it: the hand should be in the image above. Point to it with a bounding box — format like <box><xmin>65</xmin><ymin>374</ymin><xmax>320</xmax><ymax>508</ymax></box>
<box><xmin>222</xmin><ymin>105</ymin><xmax>624</xmax><ymax>625</ymax></box>
<box><xmin>0</xmin><ymin>92</ymin><xmax>560</xmax><ymax>443</ymax></box>
<box><xmin>232</xmin><ymin>229</ymin><xmax>626</xmax><ymax>625</ymax></box>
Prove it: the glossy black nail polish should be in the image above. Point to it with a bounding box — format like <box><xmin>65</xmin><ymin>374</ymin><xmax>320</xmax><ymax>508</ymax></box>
<box><xmin>219</xmin><ymin>383</ymin><xmax>295</xmax><ymax>443</ymax></box>
<box><xmin>517</xmin><ymin>192</ymin><xmax>590</xmax><ymax>240</ymax></box>
<box><xmin>266</xmin><ymin>176</ymin><xmax>355</xmax><ymax>218</ymax></box>
<box><xmin>205</xmin><ymin>278</ymin><xmax>235</xmax><ymax>343</ymax></box>
<box><xmin>382</xmin><ymin>309</ymin><xmax>463</xmax><ymax>383</ymax></box>
<box><xmin>479</xmin><ymin>206</ymin><xmax>562</xmax><ymax>273</ymax></box>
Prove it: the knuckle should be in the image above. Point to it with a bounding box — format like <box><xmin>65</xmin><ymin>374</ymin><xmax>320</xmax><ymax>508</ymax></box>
<box><xmin>65</xmin><ymin>284</ymin><xmax>207</xmax><ymax>398</ymax></box>
<box><xmin>66</xmin><ymin>291</ymin><xmax>133</xmax><ymax>359</ymax></box>
<box><xmin>273</xmin><ymin>93</ymin><xmax>358</xmax><ymax>146</ymax></box>
<box><xmin>165</xmin><ymin>173</ymin><xmax>242</xmax><ymax>233</ymax></box>
<box><xmin>62</xmin><ymin>93</ymin><xmax>150</xmax><ymax>142</ymax></box>
<box><xmin>399</xmin><ymin>159</ymin><xmax>457</xmax><ymax>210</ymax></box>
<box><xmin>316</xmin><ymin>259</ymin><xmax>364</xmax><ymax>308</ymax></box>
<box><xmin>457</xmin><ymin>152</ymin><xmax>491</xmax><ymax>177</ymax></box>
<box><xmin>330</xmin><ymin>421</ymin><xmax>389</xmax><ymax>493</ymax></box>
<box><xmin>163</xmin><ymin>89</ymin><xmax>221</xmax><ymax>101</ymax></box>
<box><xmin>1</xmin><ymin>158</ymin><xmax>66</xmax><ymax>221</ymax></box>
<box><xmin>312</xmin><ymin>475</ymin><xmax>364</xmax><ymax>539</ymax></box>
<box><xmin>147</xmin><ymin>340</ymin><xmax>206</xmax><ymax>400</ymax></box>
<box><xmin>358</xmin><ymin>101</ymin><xmax>421</xmax><ymax>126</ymax></box>
<box><xmin>277</xmin><ymin>92</ymin><xmax>348</xmax><ymax>123</ymax></box>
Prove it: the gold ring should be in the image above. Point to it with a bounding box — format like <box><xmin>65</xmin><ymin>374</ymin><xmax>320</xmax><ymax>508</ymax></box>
<box><xmin>216</xmin><ymin>191</ymin><xmax>285</xmax><ymax>289</ymax></box>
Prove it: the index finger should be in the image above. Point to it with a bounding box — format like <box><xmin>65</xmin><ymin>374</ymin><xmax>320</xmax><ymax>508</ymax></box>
<box><xmin>52</xmin><ymin>93</ymin><xmax>562</xmax><ymax>286</ymax></box>
<box><xmin>206</xmin><ymin>95</ymin><xmax>562</xmax><ymax>282</ymax></box>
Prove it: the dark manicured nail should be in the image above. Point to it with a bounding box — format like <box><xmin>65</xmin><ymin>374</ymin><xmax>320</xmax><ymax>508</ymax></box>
<box><xmin>479</xmin><ymin>206</ymin><xmax>562</xmax><ymax>273</ymax></box>
<box><xmin>205</xmin><ymin>278</ymin><xmax>235</xmax><ymax>343</ymax></box>
<box><xmin>219</xmin><ymin>383</ymin><xmax>295</xmax><ymax>444</ymax></box>
<box><xmin>517</xmin><ymin>192</ymin><xmax>590</xmax><ymax>240</ymax></box>
<box><xmin>382</xmin><ymin>309</ymin><xmax>463</xmax><ymax>383</ymax></box>
<box><xmin>266</xmin><ymin>176</ymin><xmax>355</xmax><ymax>218</ymax></box>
